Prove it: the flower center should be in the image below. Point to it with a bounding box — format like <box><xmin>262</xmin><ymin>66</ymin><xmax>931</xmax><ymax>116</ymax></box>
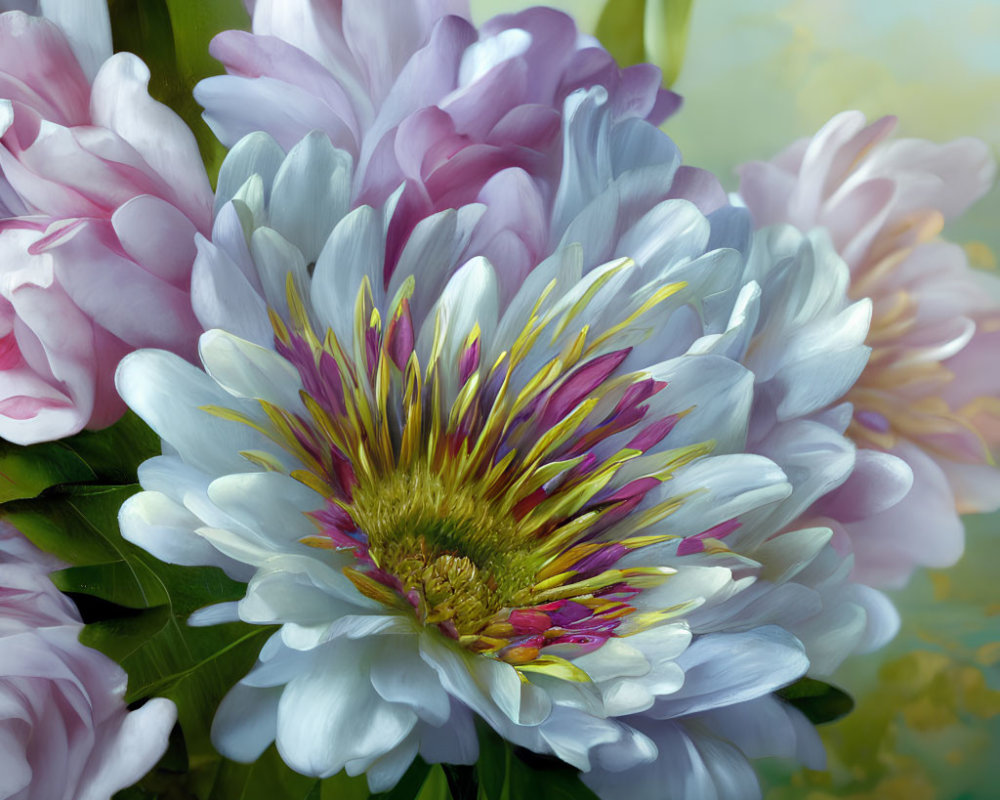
<box><xmin>349</xmin><ymin>465</ymin><xmax>534</xmax><ymax>634</ymax></box>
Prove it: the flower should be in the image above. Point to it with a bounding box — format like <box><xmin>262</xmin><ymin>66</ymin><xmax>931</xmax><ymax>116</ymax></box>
<box><xmin>117</xmin><ymin>78</ymin><xmax>895</xmax><ymax>798</ymax></box>
<box><xmin>0</xmin><ymin>1</ymin><xmax>211</xmax><ymax>444</ymax></box>
<box><xmin>0</xmin><ymin>521</ymin><xmax>176</xmax><ymax>800</ymax></box>
<box><xmin>194</xmin><ymin>0</ymin><xmax>689</xmax><ymax>272</ymax></box>
<box><xmin>739</xmin><ymin>111</ymin><xmax>1000</xmax><ymax>587</ymax></box>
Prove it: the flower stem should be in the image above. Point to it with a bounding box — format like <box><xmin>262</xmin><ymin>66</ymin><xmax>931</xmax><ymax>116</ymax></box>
<box><xmin>443</xmin><ymin>763</ymin><xmax>479</xmax><ymax>800</ymax></box>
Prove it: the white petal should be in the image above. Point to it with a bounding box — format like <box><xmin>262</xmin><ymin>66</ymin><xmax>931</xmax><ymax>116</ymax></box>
<box><xmin>551</xmin><ymin>87</ymin><xmax>612</xmax><ymax>243</ymax></box>
<box><xmin>311</xmin><ymin>204</ymin><xmax>386</xmax><ymax>344</ymax></box>
<box><xmin>191</xmin><ymin>235</ymin><xmax>273</xmax><ymax>346</ymax></box>
<box><xmin>215</xmin><ymin>131</ymin><xmax>287</xmax><ymax>217</ymax></box>
<box><xmin>417</xmin><ymin>702</ymin><xmax>479</xmax><ymax>766</ymax></box>
<box><xmin>187</xmin><ymin>601</ymin><xmax>241</xmax><ymax>627</ymax></box>
<box><xmin>240</xmin><ymin>568</ymin><xmax>358</xmax><ymax>627</ymax></box>
<box><xmin>269</xmin><ymin>130</ymin><xmax>353</xmax><ymax>263</ymax></box>
<box><xmin>651</xmin><ymin>627</ymin><xmax>808</xmax><ymax>718</ymax></box>
<box><xmin>276</xmin><ymin>639</ymin><xmax>418</xmax><ymax>777</ymax></box>
<box><xmin>388</xmin><ymin>206</ymin><xmax>483</xmax><ymax>327</ymax></box>
<box><xmin>416</xmin><ymin>256</ymin><xmax>499</xmax><ymax>401</ymax></box>
<box><xmin>212</xmin><ymin>683</ymin><xmax>281</xmax><ymax>763</ymax></box>
<box><xmin>699</xmin><ymin>695</ymin><xmax>825</xmax><ymax>768</ymax></box>
<box><xmin>116</xmin><ymin>348</ymin><xmax>283</xmax><ymax>476</ymax></box>
<box><xmin>199</xmin><ymin>329</ymin><xmax>305</xmax><ymax>410</ymax></box>
<box><xmin>585</xmin><ymin>721</ymin><xmax>760</xmax><ymax>800</ymax></box>
<box><xmin>249</xmin><ymin>226</ymin><xmax>312</xmax><ymax>320</ymax></box>
<box><xmin>206</xmin><ymin>471</ymin><xmax>320</xmax><ymax>545</ymax></box>
<box><xmin>419</xmin><ymin>634</ymin><xmax>550</xmax><ymax>728</ymax></box>
<box><xmin>538</xmin><ymin>707</ymin><xmax>622</xmax><ymax>771</ymax></box>
<box><xmin>615</xmin><ymin>199</ymin><xmax>710</xmax><ymax>271</ymax></box>
<box><xmin>573</xmin><ymin>639</ymin><xmax>649</xmax><ymax>683</ymax></box>
<box><xmin>754</xmin><ymin>527</ymin><xmax>833</xmax><ymax>583</ymax></box>
<box><xmin>358</xmin><ymin>733</ymin><xmax>419</xmax><ymax>793</ymax></box>
<box><xmin>119</xmin><ymin>490</ymin><xmax>247</xmax><ymax>578</ymax></box>
<box><xmin>370</xmin><ymin>636</ymin><xmax>451</xmax><ymax>726</ymax></box>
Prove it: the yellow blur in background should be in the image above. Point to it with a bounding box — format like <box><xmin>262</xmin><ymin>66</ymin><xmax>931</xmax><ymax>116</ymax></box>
<box><xmin>469</xmin><ymin>2</ymin><xmax>1000</xmax><ymax>796</ymax></box>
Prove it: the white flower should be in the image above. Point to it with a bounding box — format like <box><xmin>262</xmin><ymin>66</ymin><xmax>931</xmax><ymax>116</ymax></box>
<box><xmin>118</xmin><ymin>89</ymin><xmax>894</xmax><ymax>799</ymax></box>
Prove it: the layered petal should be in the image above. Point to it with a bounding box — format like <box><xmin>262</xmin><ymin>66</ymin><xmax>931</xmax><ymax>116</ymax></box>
<box><xmin>738</xmin><ymin>111</ymin><xmax>999</xmax><ymax>586</ymax></box>
<box><xmin>0</xmin><ymin>6</ymin><xmax>210</xmax><ymax>443</ymax></box>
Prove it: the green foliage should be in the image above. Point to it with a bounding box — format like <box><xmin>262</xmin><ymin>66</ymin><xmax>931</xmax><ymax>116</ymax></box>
<box><xmin>474</xmin><ymin>725</ymin><xmax>600</xmax><ymax>800</ymax></box>
<box><xmin>0</xmin><ymin>411</ymin><xmax>160</xmax><ymax>505</ymax></box>
<box><xmin>204</xmin><ymin>747</ymin><xmax>319</xmax><ymax>800</ymax></box>
<box><xmin>0</xmin><ymin>439</ymin><xmax>94</xmax><ymax>504</ymax></box>
<box><xmin>107</xmin><ymin>0</ymin><xmax>250</xmax><ymax>182</ymax></box>
<box><xmin>596</xmin><ymin>0</ymin><xmax>695</xmax><ymax>87</ymax></box>
<box><xmin>320</xmin><ymin>771</ymin><xmax>371</xmax><ymax>800</ymax></box>
<box><xmin>777</xmin><ymin>677</ymin><xmax>855</xmax><ymax>725</ymax></box>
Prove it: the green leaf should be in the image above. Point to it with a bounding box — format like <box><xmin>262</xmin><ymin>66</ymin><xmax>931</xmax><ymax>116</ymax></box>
<box><xmin>0</xmin><ymin>439</ymin><xmax>94</xmax><ymax>503</ymax></box>
<box><xmin>596</xmin><ymin>0</ymin><xmax>696</xmax><ymax>87</ymax></box>
<box><xmin>473</xmin><ymin>725</ymin><xmax>599</xmax><ymax>800</ymax></box>
<box><xmin>506</xmin><ymin>753</ymin><xmax>600</xmax><ymax>800</ymax></box>
<box><xmin>0</xmin><ymin>411</ymin><xmax>163</xmax><ymax>505</ymax></box>
<box><xmin>644</xmin><ymin>0</ymin><xmax>695</xmax><ymax>87</ymax></box>
<box><xmin>416</xmin><ymin>766</ymin><xmax>451</xmax><ymax>800</ymax></box>
<box><xmin>205</xmin><ymin>747</ymin><xmax>319</xmax><ymax>800</ymax></box>
<box><xmin>2</xmin><ymin>486</ymin><xmax>138</xmax><ymax>568</ymax></box>
<box><xmin>319</xmin><ymin>772</ymin><xmax>371</xmax><ymax>800</ymax></box>
<box><xmin>0</xmin><ymin>415</ymin><xmax>273</xmax><ymax>791</ymax></box>
<box><xmin>113</xmin><ymin>787</ymin><xmax>160</xmax><ymax>800</ymax></box>
<box><xmin>777</xmin><ymin>677</ymin><xmax>855</xmax><ymax>725</ymax></box>
<box><xmin>596</xmin><ymin>0</ymin><xmax>647</xmax><ymax>69</ymax></box>
<box><xmin>475</xmin><ymin>721</ymin><xmax>507</xmax><ymax>800</ymax></box>
<box><xmin>64</xmin><ymin>411</ymin><xmax>162</xmax><ymax>484</ymax></box>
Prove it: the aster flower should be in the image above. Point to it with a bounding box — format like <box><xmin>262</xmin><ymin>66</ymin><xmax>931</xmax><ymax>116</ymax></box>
<box><xmin>739</xmin><ymin>111</ymin><xmax>1000</xmax><ymax>587</ymax></box>
<box><xmin>0</xmin><ymin>521</ymin><xmax>176</xmax><ymax>800</ymax></box>
<box><xmin>116</xmin><ymin>74</ymin><xmax>895</xmax><ymax>798</ymax></box>
<box><xmin>0</xmin><ymin>0</ymin><xmax>211</xmax><ymax>444</ymax></box>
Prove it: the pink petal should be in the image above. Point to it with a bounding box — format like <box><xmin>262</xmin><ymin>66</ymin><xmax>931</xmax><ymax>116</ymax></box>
<box><xmin>89</xmin><ymin>52</ymin><xmax>212</xmax><ymax>231</ymax></box>
<box><xmin>0</xmin><ymin>11</ymin><xmax>90</xmax><ymax>125</ymax></box>
<box><xmin>845</xmin><ymin>442</ymin><xmax>964</xmax><ymax>588</ymax></box>
<box><xmin>46</xmin><ymin>220</ymin><xmax>199</xmax><ymax>353</ymax></box>
<box><xmin>111</xmin><ymin>194</ymin><xmax>199</xmax><ymax>287</ymax></box>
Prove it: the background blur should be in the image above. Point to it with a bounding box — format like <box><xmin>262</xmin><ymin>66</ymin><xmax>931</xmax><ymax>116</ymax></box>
<box><xmin>467</xmin><ymin>2</ymin><xmax>1000</xmax><ymax>797</ymax></box>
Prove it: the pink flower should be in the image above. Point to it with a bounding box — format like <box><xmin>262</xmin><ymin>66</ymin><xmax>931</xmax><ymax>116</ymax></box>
<box><xmin>195</xmin><ymin>0</ymin><xmax>683</xmax><ymax>276</ymax></box>
<box><xmin>0</xmin><ymin>3</ymin><xmax>212</xmax><ymax>444</ymax></box>
<box><xmin>0</xmin><ymin>522</ymin><xmax>176</xmax><ymax>800</ymax></box>
<box><xmin>739</xmin><ymin>111</ymin><xmax>999</xmax><ymax>586</ymax></box>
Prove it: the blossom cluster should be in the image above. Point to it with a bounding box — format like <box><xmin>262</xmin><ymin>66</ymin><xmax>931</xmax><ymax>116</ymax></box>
<box><xmin>0</xmin><ymin>1</ymin><xmax>996</xmax><ymax>799</ymax></box>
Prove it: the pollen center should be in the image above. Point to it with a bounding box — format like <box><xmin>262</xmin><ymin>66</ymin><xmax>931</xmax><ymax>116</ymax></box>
<box><xmin>350</xmin><ymin>466</ymin><xmax>533</xmax><ymax>634</ymax></box>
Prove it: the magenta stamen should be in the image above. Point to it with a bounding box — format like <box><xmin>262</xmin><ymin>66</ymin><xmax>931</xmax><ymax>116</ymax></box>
<box><xmin>537</xmin><ymin>349</ymin><xmax>632</xmax><ymax>429</ymax></box>
<box><xmin>458</xmin><ymin>337</ymin><xmax>481</xmax><ymax>385</ymax></box>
